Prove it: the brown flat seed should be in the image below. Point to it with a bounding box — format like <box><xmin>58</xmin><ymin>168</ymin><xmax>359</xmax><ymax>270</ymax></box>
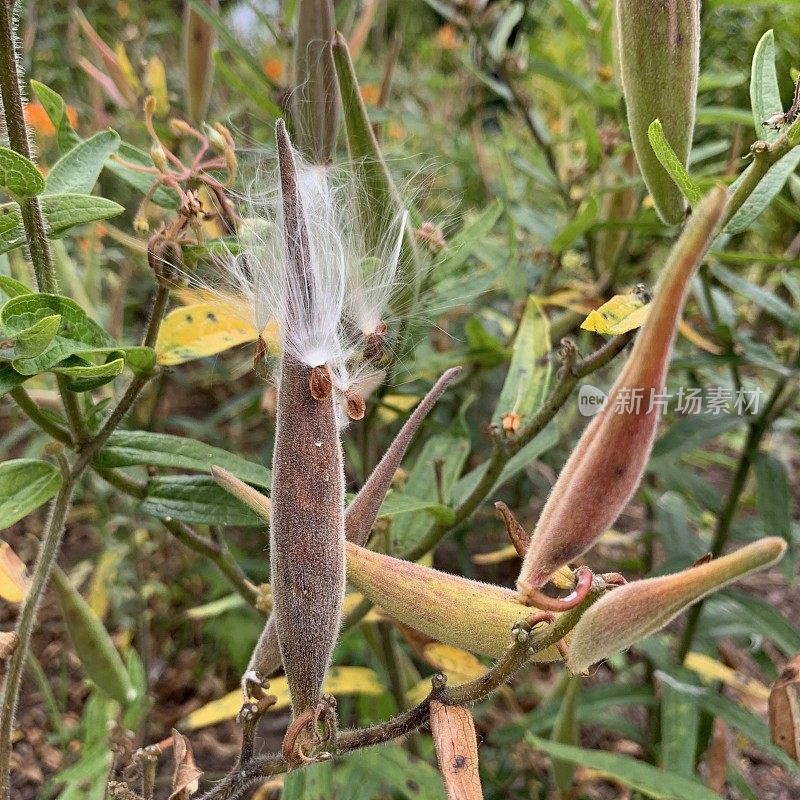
<box><xmin>309</xmin><ymin>365</ymin><xmax>333</xmax><ymax>400</ymax></box>
<box><xmin>345</xmin><ymin>392</ymin><xmax>366</xmax><ymax>420</ymax></box>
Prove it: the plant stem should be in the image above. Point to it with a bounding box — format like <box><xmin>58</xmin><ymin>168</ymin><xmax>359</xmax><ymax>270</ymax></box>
<box><xmin>0</xmin><ymin>0</ymin><xmax>56</xmax><ymax>293</ymax></box>
<box><xmin>0</xmin><ymin>476</ymin><xmax>75</xmax><ymax>800</ymax></box>
<box><xmin>9</xmin><ymin>387</ymin><xmax>72</xmax><ymax>444</ymax></box>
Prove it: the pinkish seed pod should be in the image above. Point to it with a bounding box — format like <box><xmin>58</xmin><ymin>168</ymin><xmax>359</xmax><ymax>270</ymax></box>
<box><xmin>616</xmin><ymin>0</ymin><xmax>700</xmax><ymax>223</ymax></box>
<box><xmin>518</xmin><ymin>186</ymin><xmax>728</xmax><ymax>594</ymax></box>
<box><xmin>567</xmin><ymin>538</ymin><xmax>786</xmax><ymax>673</ymax></box>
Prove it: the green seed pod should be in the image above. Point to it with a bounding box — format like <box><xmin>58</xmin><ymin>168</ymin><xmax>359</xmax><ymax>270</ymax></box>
<box><xmin>567</xmin><ymin>538</ymin><xmax>786</xmax><ymax>674</ymax></box>
<box><xmin>292</xmin><ymin>0</ymin><xmax>339</xmax><ymax>165</ymax></box>
<box><xmin>346</xmin><ymin>542</ymin><xmax>564</xmax><ymax>661</ymax></box>
<box><xmin>51</xmin><ymin>566</ymin><xmax>136</xmax><ymax>707</ymax></box>
<box><xmin>518</xmin><ymin>187</ymin><xmax>727</xmax><ymax>593</ymax></box>
<box><xmin>616</xmin><ymin>0</ymin><xmax>700</xmax><ymax>223</ymax></box>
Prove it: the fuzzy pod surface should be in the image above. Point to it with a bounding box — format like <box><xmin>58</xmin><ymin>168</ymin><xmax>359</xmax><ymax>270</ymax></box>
<box><xmin>617</xmin><ymin>0</ymin><xmax>700</xmax><ymax>224</ymax></box>
<box><xmin>269</xmin><ymin>120</ymin><xmax>346</xmax><ymax>716</ymax></box>
<box><xmin>518</xmin><ymin>186</ymin><xmax>728</xmax><ymax>592</ymax></box>
<box><xmin>346</xmin><ymin>542</ymin><xmax>564</xmax><ymax>660</ymax></box>
<box><xmin>567</xmin><ymin>537</ymin><xmax>786</xmax><ymax>673</ymax></box>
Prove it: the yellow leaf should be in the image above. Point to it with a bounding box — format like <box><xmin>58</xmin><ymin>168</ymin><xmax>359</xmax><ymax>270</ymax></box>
<box><xmin>377</xmin><ymin>393</ymin><xmax>420</xmax><ymax>423</ymax></box>
<box><xmin>88</xmin><ymin>550</ymin><xmax>124</xmax><ymax>621</ymax></box>
<box><xmin>113</xmin><ymin>42</ymin><xmax>141</xmax><ymax>93</ymax></box>
<box><xmin>182</xmin><ymin>666</ymin><xmax>384</xmax><ymax>730</ymax></box>
<box><xmin>581</xmin><ymin>292</ymin><xmax>650</xmax><ymax>335</ymax></box>
<box><xmin>678</xmin><ymin>320</ymin><xmax>723</xmax><ymax>355</ymax></box>
<box><xmin>342</xmin><ymin>591</ymin><xmax>381</xmax><ymax>623</ymax></box>
<box><xmin>0</xmin><ymin>541</ymin><xmax>29</xmax><ymax>603</ymax></box>
<box><xmin>472</xmin><ymin>544</ymin><xmax>520</xmax><ymax>565</ymax></box>
<box><xmin>145</xmin><ymin>56</ymin><xmax>169</xmax><ymax>115</ymax></box>
<box><xmin>422</xmin><ymin>643</ymin><xmax>486</xmax><ymax>682</ymax></box>
<box><xmin>685</xmin><ymin>651</ymin><xmax>770</xmax><ymax>701</ymax></box>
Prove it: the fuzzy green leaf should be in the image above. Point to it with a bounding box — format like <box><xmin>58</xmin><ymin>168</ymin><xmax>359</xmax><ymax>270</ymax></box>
<box><xmin>527</xmin><ymin>735</ymin><xmax>724</xmax><ymax>799</ymax></box>
<box><xmin>52</xmin><ymin>356</ymin><xmax>125</xmax><ymax>392</ymax></box>
<box><xmin>647</xmin><ymin>120</ymin><xmax>702</xmax><ymax>205</ymax></box>
<box><xmin>141</xmin><ymin>475</ymin><xmax>266</xmax><ymax>526</ymax></box>
<box><xmin>0</xmin><ymin>364</ymin><xmax>26</xmax><ymax>398</ymax></box>
<box><xmin>95</xmin><ymin>430</ymin><xmax>272</xmax><ymax>488</ymax></box>
<box><xmin>0</xmin><ymin>314</ymin><xmax>62</xmax><ymax>360</ymax></box>
<box><xmin>750</xmin><ymin>30</ymin><xmax>783</xmax><ymax>142</ymax></box>
<box><xmin>0</xmin><ymin>147</ymin><xmax>45</xmax><ymax>198</ymax></box>
<box><xmin>29</xmin><ymin>80</ymin><xmax>81</xmax><ymax>152</ymax></box>
<box><xmin>0</xmin><ymin>458</ymin><xmax>62</xmax><ymax>528</ymax></box>
<box><xmin>45</xmin><ymin>129</ymin><xmax>121</xmax><ymax>195</ymax></box>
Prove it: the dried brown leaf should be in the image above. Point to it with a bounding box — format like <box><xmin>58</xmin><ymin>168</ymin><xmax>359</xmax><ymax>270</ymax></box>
<box><xmin>429</xmin><ymin>700</ymin><xmax>483</xmax><ymax>800</ymax></box>
<box><xmin>769</xmin><ymin>654</ymin><xmax>800</xmax><ymax>762</ymax></box>
<box><xmin>169</xmin><ymin>729</ymin><xmax>202</xmax><ymax>799</ymax></box>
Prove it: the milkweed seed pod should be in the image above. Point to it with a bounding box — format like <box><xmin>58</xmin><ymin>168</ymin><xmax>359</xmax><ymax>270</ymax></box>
<box><xmin>269</xmin><ymin>120</ymin><xmax>346</xmax><ymax>716</ymax></box>
<box><xmin>518</xmin><ymin>186</ymin><xmax>727</xmax><ymax>594</ymax></box>
<box><xmin>616</xmin><ymin>0</ymin><xmax>700</xmax><ymax>224</ymax></box>
<box><xmin>293</xmin><ymin>0</ymin><xmax>339</xmax><ymax>165</ymax></box>
<box><xmin>235</xmin><ymin>368</ymin><xmax>462</xmax><ymax>691</ymax></box>
<box><xmin>346</xmin><ymin>541</ymin><xmax>567</xmax><ymax>661</ymax></box>
<box><xmin>567</xmin><ymin>538</ymin><xmax>786</xmax><ymax>673</ymax></box>
<box><xmin>183</xmin><ymin>0</ymin><xmax>217</xmax><ymax>124</ymax></box>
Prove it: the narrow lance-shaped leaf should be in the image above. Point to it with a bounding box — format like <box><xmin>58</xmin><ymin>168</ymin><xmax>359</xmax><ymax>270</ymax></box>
<box><xmin>331</xmin><ymin>32</ymin><xmax>421</xmax><ymax>318</ymax></box>
<box><xmin>518</xmin><ymin>186</ymin><xmax>728</xmax><ymax>593</ymax></box>
<box><xmin>292</xmin><ymin>0</ymin><xmax>339</xmax><ymax>164</ymax></box>
<box><xmin>647</xmin><ymin>119</ymin><xmax>702</xmax><ymax>206</ymax></box>
<box><xmin>566</xmin><ymin>537</ymin><xmax>786</xmax><ymax>674</ymax></box>
<box><xmin>616</xmin><ymin>0</ymin><xmax>700</xmax><ymax>223</ymax></box>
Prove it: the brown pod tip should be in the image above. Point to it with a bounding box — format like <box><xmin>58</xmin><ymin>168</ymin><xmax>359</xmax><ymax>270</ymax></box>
<box><xmin>309</xmin><ymin>364</ymin><xmax>333</xmax><ymax>400</ymax></box>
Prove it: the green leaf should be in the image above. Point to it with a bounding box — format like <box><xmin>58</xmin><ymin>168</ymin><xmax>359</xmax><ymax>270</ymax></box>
<box><xmin>104</xmin><ymin>143</ymin><xmax>180</xmax><ymax>209</ymax></box>
<box><xmin>527</xmin><ymin>735</ymin><xmax>725</xmax><ymax>800</ymax></box>
<box><xmin>657</xmin><ymin>672</ymin><xmax>800</xmax><ymax>777</ymax></box>
<box><xmin>0</xmin><ymin>364</ymin><xmax>26</xmax><ymax>397</ymax></box>
<box><xmin>332</xmin><ymin>33</ymin><xmax>420</xmax><ymax>317</ymax></box>
<box><xmin>551</xmin><ymin>196</ymin><xmax>599</xmax><ymax>254</ymax></box>
<box><xmin>725</xmin><ymin>147</ymin><xmax>800</xmax><ymax>234</ymax></box>
<box><xmin>141</xmin><ymin>475</ymin><xmax>266</xmax><ymax>526</ymax></box>
<box><xmin>433</xmin><ymin>200</ymin><xmax>503</xmax><ymax>279</ymax></box>
<box><xmin>283</xmin><ymin>762</ymin><xmax>334</xmax><ymax>800</ymax></box>
<box><xmin>721</xmin><ymin>589</ymin><xmax>800</xmax><ymax>656</ymax></box>
<box><xmin>0</xmin><ymin>275</ymin><xmax>31</xmax><ymax>299</ymax></box>
<box><xmin>376</xmin><ymin>491</ymin><xmax>455</xmax><ymax>524</ymax></box>
<box><xmin>752</xmin><ymin>452</ymin><xmax>793</xmax><ymax>580</ymax></box>
<box><xmin>711</xmin><ymin>264</ymin><xmax>800</xmax><ymax>331</ymax></box>
<box><xmin>660</xmin><ymin>681</ymin><xmax>700</xmax><ymax>778</ymax></box>
<box><xmin>492</xmin><ymin>296</ymin><xmax>552</xmax><ymax>430</ymax></box>
<box><xmin>390</xmin><ymin>432</ymin><xmax>470</xmax><ymax>551</ymax></box>
<box><xmin>647</xmin><ymin>120</ymin><xmax>702</xmax><ymax>205</ymax></box>
<box><xmin>41</xmin><ymin>193</ymin><xmax>125</xmax><ymax>237</ymax></box>
<box><xmin>750</xmin><ymin>30</ymin><xmax>782</xmax><ymax>142</ymax></box>
<box><xmin>0</xmin><ymin>147</ymin><xmax>45</xmax><ymax>198</ymax></box>
<box><xmin>551</xmin><ymin>677</ymin><xmax>581</xmax><ymax>793</ymax></box>
<box><xmin>45</xmin><ymin>130</ymin><xmax>121</xmax><ymax>195</ymax></box>
<box><xmin>452</xmin><ymin>423</ymin><xmax>559</xmax><ymax>505</ymax></box>
<box><xmin>0</xmin><ymin>314</ymin><xmax>61</xmax><ymax>360</ymax></box>
<box><xmin>213</xmin><ymin>52</ymin><xmax>282</xmax><ymax>119</ymax></box>
<box><xmin>0</xmin><ymin>294</ymin><xmax>153</xmax><ymax>376</ymax></box>
<box><xmin>95</xmin><ymin>430</ymin><xmax>272</xmax><ymax>488</ymax></box>
<box><xmin>651</xmin><ymin>413</ymin><xmax>745</xmax><ymax>460</ymax></box>
<box><xmin>51</xmin><ymin>567</ymin><xmax>136</xmax><ymax>707</ymax></box>
<box><xmin>29</xmin><ymin>80</ymin><xmax>81</xmax><ymax>152</ymax></box>
<box><xmin>0</xmin><ymin>458</ymin><xmax>62</xmax><ymax>527</ymax></box>
<box><xmin>338</xmin><ymin>746</ymin><xmax>446</xmax><ymax>800</ymax></box>
<box><xmin>52</xmin><ymin>356</ymin><xmax>125</xmax><ymax>392</ymax></box>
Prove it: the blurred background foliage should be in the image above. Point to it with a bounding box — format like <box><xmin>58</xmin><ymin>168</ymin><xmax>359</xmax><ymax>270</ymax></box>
<box><xmin>2</xmin><ymin>0</ymin><xmax>800</xmax><ymax>798</ymax></box>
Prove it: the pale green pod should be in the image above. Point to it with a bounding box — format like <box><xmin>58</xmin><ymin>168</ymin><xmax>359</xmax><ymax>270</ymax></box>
<box><xmin>567</xmin><ymin>538</ymin><xmax>787</xmax><ymax>673</ymax></box>
<box><xmin>346</xmin><ymin>542</ymin><xmax>563</xmax><ymax>661</ymax></box>
<box><xmin>616</xmin><ymin>0</ymin><xmax>700</xmax><ymax>223</ymax></box>
<box><xmin>183</xmin><ymin>0</ymin><xmax>217</xmax><ymax>124</ymax></box>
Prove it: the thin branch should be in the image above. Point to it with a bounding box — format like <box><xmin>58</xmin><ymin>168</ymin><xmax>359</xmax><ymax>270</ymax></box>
<box><xmin>9</xmin><ymin>387</ymin><xmax>72</xmax><ymax>444</ymax></box>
